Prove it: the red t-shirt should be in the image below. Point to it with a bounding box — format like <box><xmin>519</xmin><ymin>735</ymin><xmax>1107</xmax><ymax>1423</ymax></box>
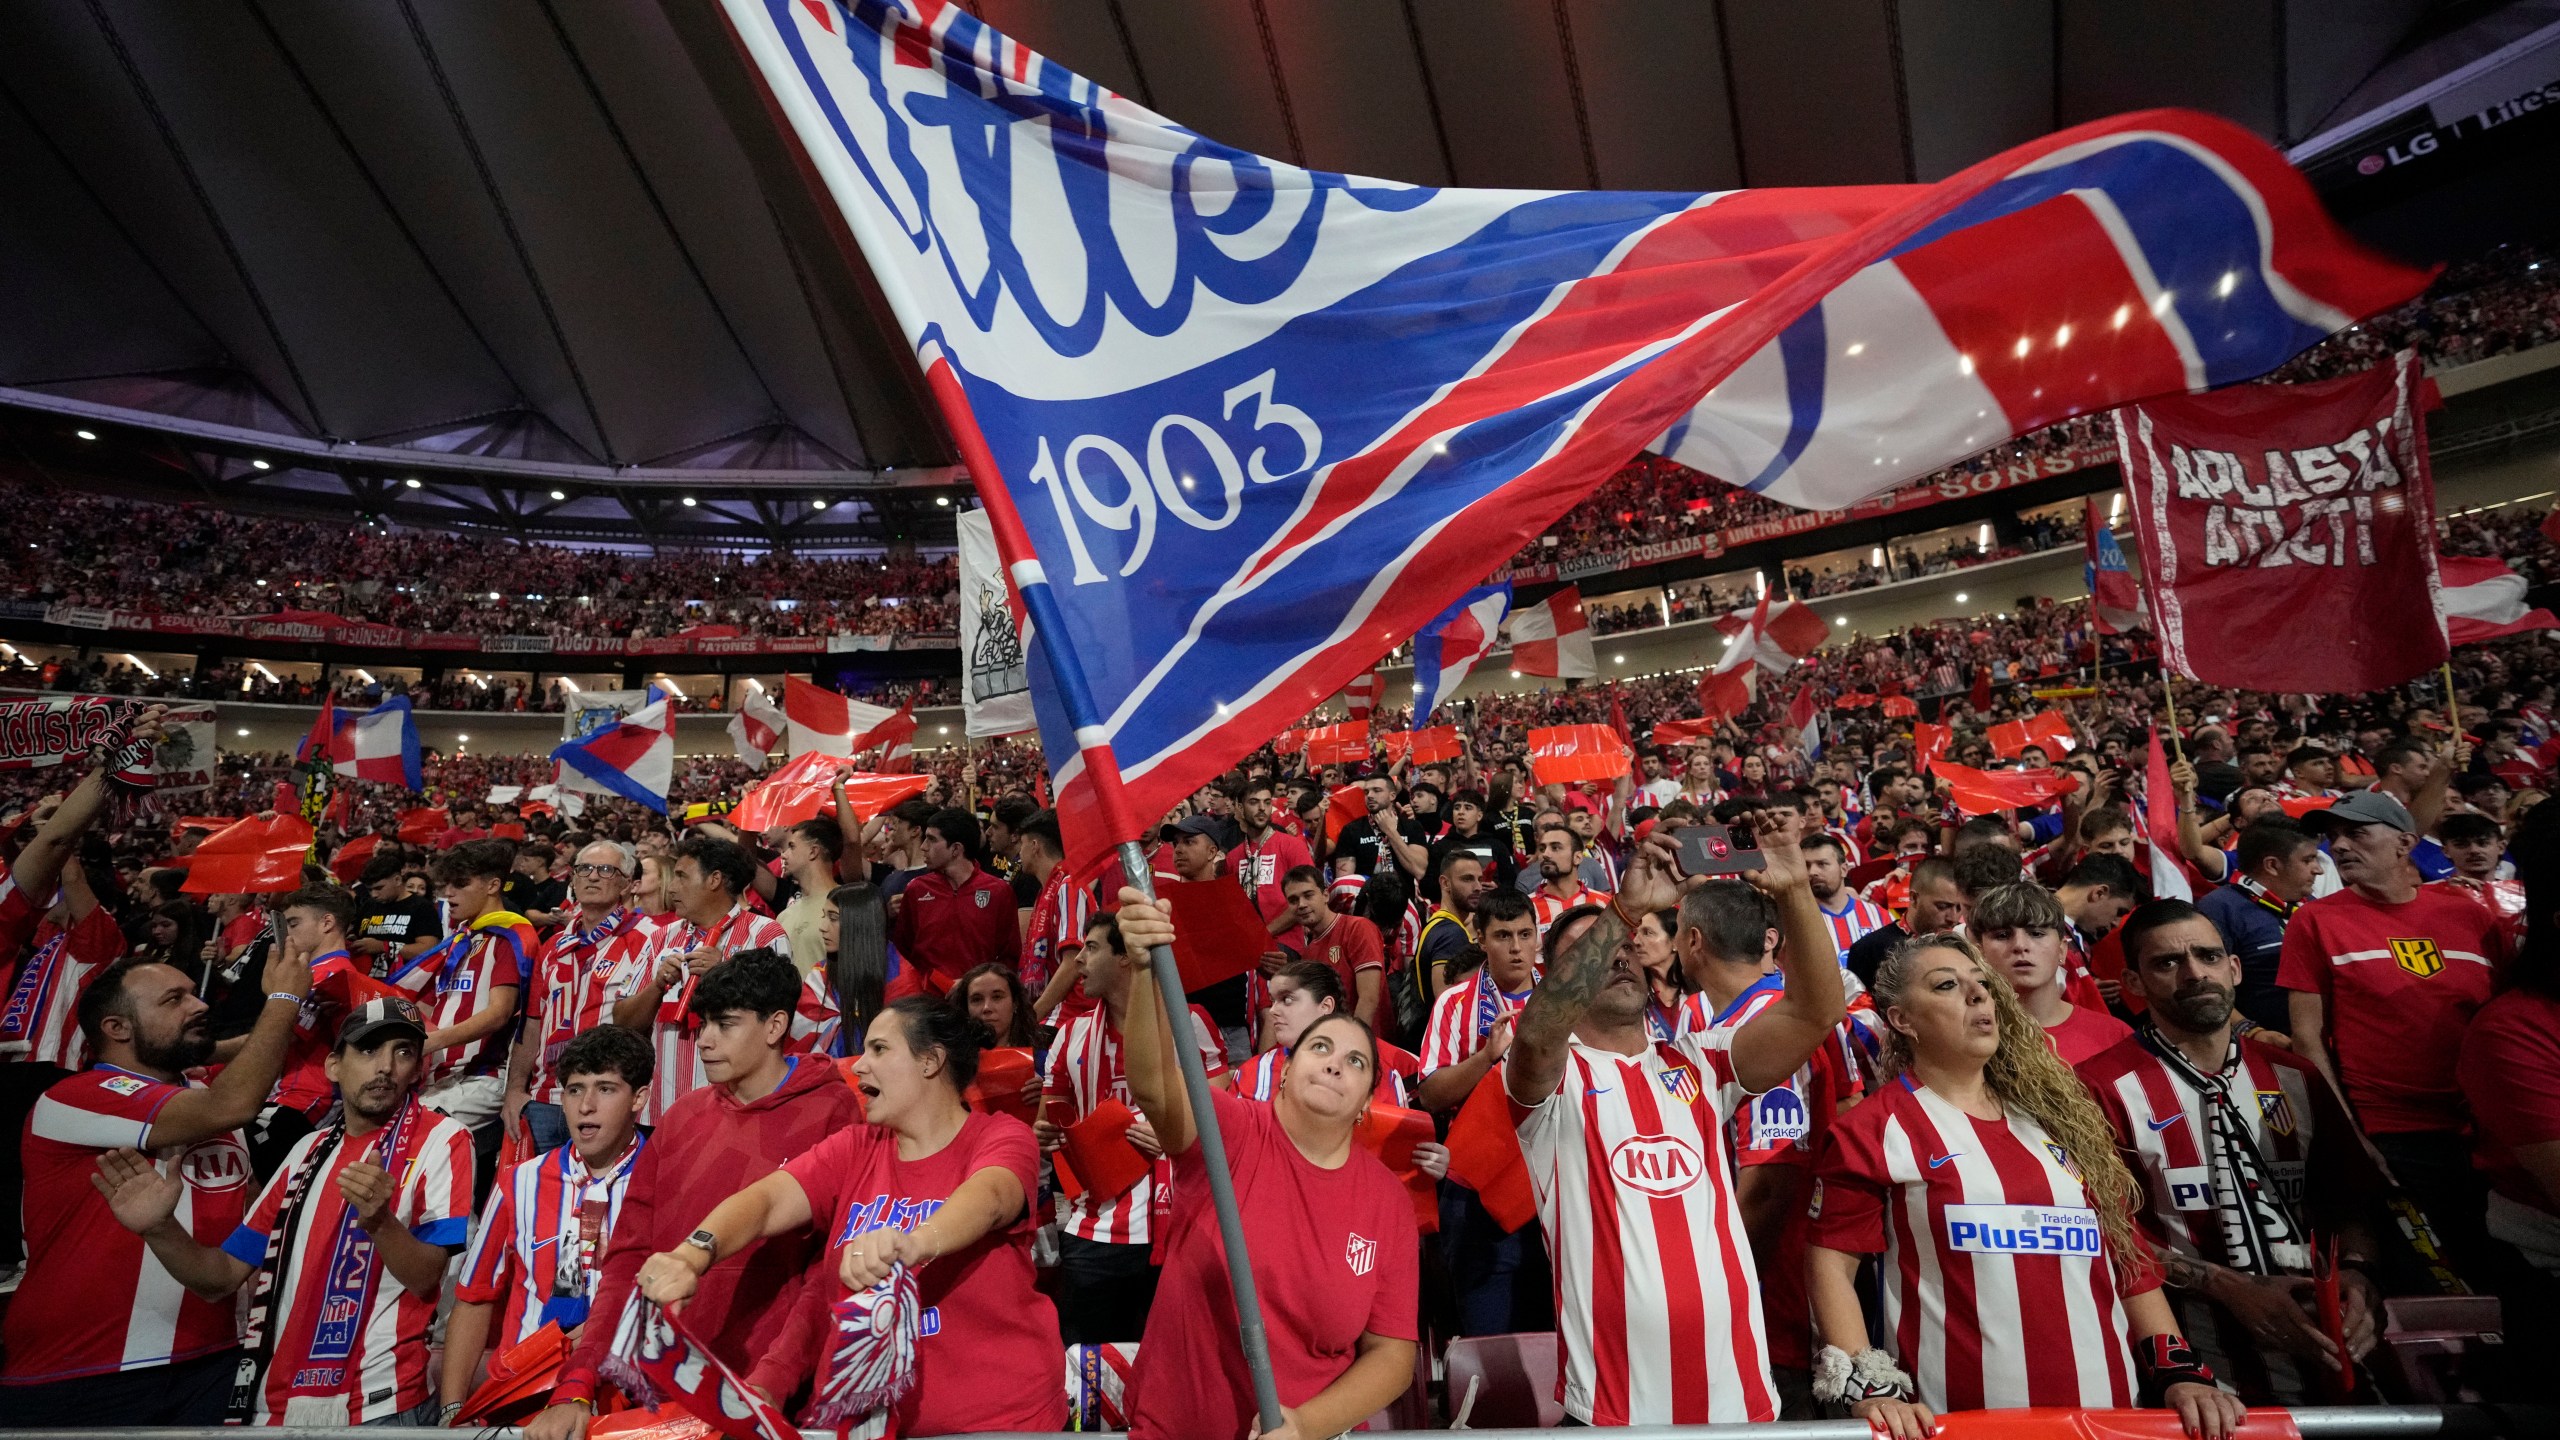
<box><xmin>892</xmin><ymin>866</ymin><xmax>1020</xmax><ymax>995</ymax></box>
<box><xmin>1228</xmin><ymin>831</ymin><xmax>1316</xmax><ymax>926</ymax></box>
<box><xmin>2043</xmin><ymin>1004</ymin><xmax>2133</xmax><ymax>1067</ymax></box>
<box><xmin>758</xmin><ymin>1112</ymin><xmax>1064</xmax><ymax>1435</ymax></box>
<box><xmin>2275</xmin><ymin>886</ymin><xmax>2508</xmax><ymax>1134</ymax></box>
<box><xmin>1280</xmin><ymin>914</ymin><xmax>1387</xmax><ymax>1002</ymax></box>
<box><xmin>1128</xmin><ymin>1091</ymin><xmax>1420</xmax><ymax>1439</ymax></box>
<box><xmin>2459</xmin><ymin>988</ymin><xmax>2560</xmax><ymax>1211</ymax></box>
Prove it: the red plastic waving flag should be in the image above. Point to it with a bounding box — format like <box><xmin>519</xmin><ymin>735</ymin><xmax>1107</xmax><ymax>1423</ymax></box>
<box><xmin>1933</xmin><ymin>762</ymin><xmax>2080</xmax><ymax>817</ymax></box>
<box><xmin>1988</xmin><ymin>710</ymin><xmax>2077</xmax><ymax>758</ymax></box>
<box><xmin>729</xmin><ymin>753</ymin><xmax>932</xmax><ymax>833</ymax></box>
<box><xmin>1528</xmin><ymin>724</ymin><xmax>1631</xmax><ymax>786</ymax></box>
<box><xmin>1881</xmin><ymin>695</ymin><xmax>1920</xmax><ymax>718</ymax></box>
<box><xmin>1156</xmin><ymin>878</ymin><xmax>1271</xmax><ymax>994</ymax></box>
<box><xmin>1323</xmin><ymin>785</ymin><xmax>1370</xmax><ymax>846</ymax></box>
<box><xmin>1652</xmin><ymin>717</ymin><xmax>1718</xmax><ymax>748</ymax></box>
<box><xmin>1443</xmin><ymin>1070</ymin><xmax>1536</xmax><ymax>1232</ymax></box>
<box><xmin>1299</xmin><ymin>722</ymin><xmax>1372</xmax><ymax>767</ymax></box>
<box><xmin>181</xmin><ymin>814</ymin><xmax>315</xmax><ymax>894</ymax></box>
<box><xmin>396</xmin><ymin>807</ymin><xmax>449</xmax><ymax>845</ymax></box>
<box><xmin>1911</xmin><ymin>722</ymin><xmax>1953</xmax><ymax>771</ymax></box>
<box><xmin>1379</xmin><ymin>726</ymin><xmax>1464</xmax><ymax>766</ymax></box>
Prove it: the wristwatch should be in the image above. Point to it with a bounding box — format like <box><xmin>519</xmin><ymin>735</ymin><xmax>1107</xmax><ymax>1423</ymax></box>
<box><xmin>680</xmin><ymin>1228</ymin><xmax>719</xmax><ymax>1263</ymax></box>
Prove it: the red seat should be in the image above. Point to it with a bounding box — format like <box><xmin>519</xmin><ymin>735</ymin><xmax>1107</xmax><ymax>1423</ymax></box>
<box><xmin>1441</xmin><ymin>1332</ymin><xmax>1563</xmax><ymax>1430</ymax></box>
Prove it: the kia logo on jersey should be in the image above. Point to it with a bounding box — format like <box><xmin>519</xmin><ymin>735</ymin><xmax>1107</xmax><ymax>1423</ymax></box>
<box><xmin>1608</xmin><ymin>1134</ymin><xmax>1703</xmax><ymax>1197</ymax></box>
<box><xmin>180</xmin><ymin>1137</ymin><xmax>251</xmax><ymax>1193</ymax></box>
<box><xmin>1345</xmin><ymin>1232</ymin><xmax>1376</xmax><ymax>1277</ymax></box>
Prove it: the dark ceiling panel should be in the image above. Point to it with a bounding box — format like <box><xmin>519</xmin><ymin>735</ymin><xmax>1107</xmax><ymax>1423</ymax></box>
<box><xmin>1262</xmin><ymin>0</ymin><xmax>1449</xmax><ymax>185</ymax></box>
<box><xmin>259</xmin><ymin>0</ymin><xmax>613</xmax><ymax>460</ymax></box>
<box><xmin>0</xmin><ymin>0</ymin><xmax>320</xmax><ymax>432</ymax></box>
<box><xmin>1115</xmin><ymin>0</ymin><xmax>1299</xmax><ymax>162</ymax></box>
<box><xmin>1565</xmin><ymin>0</ymin><xmax>1743</xmax><ymax>193</ymax></box>
<box><xmin>101</xmin><ymin>0</ymin><xmax>516</xmax><ymax>445</ymax></box>
<box><xmin>404</xmin><ymin>0</ymin><xmax>777</xmax><ymax>466</ymax></box>
<box><xmin>2059</xmin><ymin>0</ymin><xmax>2278</xmax><ymax>136</ymax></box>
<box><xmin>1408</xmin><ymin>0</ymin><xmax>1589</xmax><ymax>190</ymax></box>
<box><xmin>1722</xmin><ymin>0</ymin><xmax>1909</xmax><ymax>186</ymax></box>
<box><xmin>1897</xmin><ymin>0</ymin><xmax>2052</xmax><ymax>181</ymax></box>
<box><xmin>544</xmin><ymin>0</ymin><xmax>874</xmax><ymax>466</ymax></box>
<box><xmin>0</xmin><ymin>97</ymin><xmax>217</xmax><ymax>385</ymax></box>
<box><xmin>2284</xmin><ymin>0</ymin><xmax>2433</xmax><ymax>141</ymax></box>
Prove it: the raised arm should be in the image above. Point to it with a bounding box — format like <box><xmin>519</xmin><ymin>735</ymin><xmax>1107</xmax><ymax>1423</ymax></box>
<box><xmin>1504</xmin><ymin>832</ymin><xmax>1684</xmax><ymax>1107</ymax></box>
<box><xmin>147</xmin><ymin>944</ymin><xmax>313</xmax><ymax>1149</ymax></box>
<box><xmin>1112</xmin><ymin>892</ymin><xmax>1197</xmax><ymax>1156</ymax></box>
<box><xmin>1729</xmin><ymin>811</ymin><xmax>1847</xmax><ymax>1095</ymax></box>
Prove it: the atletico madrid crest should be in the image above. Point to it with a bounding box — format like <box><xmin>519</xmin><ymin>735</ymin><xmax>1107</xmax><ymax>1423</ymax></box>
<box><xmin>2044</xmin><ymin>1140</ymin><xmax>2083</xmax><ymax>1179</ymax></box>
<box><xmin>1658</xmin><ymin>1065</ymin><xmax>1701</xmax><ymax>1106</ymax></box>
<box><xmin>2258</xmin><ymin>1089</ymin><xmax>2297</xmax><ymax>1137</ymax></box>
<box><xmin>1345</xmin><ymin>1232</ymin><xmax>1377</xmax><ymax>1277</ymax></box>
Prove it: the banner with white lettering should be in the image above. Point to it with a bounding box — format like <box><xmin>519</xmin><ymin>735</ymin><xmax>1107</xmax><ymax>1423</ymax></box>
<box><xmin>0</xmin><ymin>693</ymin><xmax>212</xmax><ymax>788</ymax></box>
<box><xmin>956</xmin><ymin>509</ymin><xmax>1034</xmax><ymax>739</ymax></box>
<box><xmin>2114</xmin><ymin>350</ymin><xmax>2446</xmax><ymax>693</ymax></box>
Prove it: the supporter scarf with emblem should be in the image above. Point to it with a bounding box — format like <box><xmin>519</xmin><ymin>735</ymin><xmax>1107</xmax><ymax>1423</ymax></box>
<box><xmin>1470</xmin><ymin>966</ymin><xmax>1530</xmax><ymax>1045</ymax></box>
<box><xmin>536</xmin><ymin>1133</ymin><xmax>645</xmax><ymax>1330</ymax></box>
<box><xmin>807</xmin><ymin>1265</ymin><xmax>923</xmax><ymax>1426</ymax></box>
<box><xmin>0</xmin><ymin>928</ymin><xmax>68</xmax><ymax>1044</ymax></box>
<box><xmin>601</xmin><ymin>1291</ymin><xmax>798</xmax><ymax>1440</ymax></box>
<box><xmin>227</xmin><ymin>1097</ymin><xmax>418</xmax><ymax>1422</ymax></box>
<box><xmin>653</xmin><ymin>909</ymin><xmax>756</xmax><ymax>1025</ymax></box>
<box><xmin>2139</xmin><ymin>1027</ymin><xmax>2307</xmax><ymax>1275</ymax></box>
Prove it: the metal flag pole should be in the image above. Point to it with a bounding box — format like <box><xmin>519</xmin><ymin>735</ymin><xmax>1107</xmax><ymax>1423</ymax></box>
<box><xmin>916</xmin><ymin>359</ymin><xmax>1289</xmax><ymax>1433</ymax></box>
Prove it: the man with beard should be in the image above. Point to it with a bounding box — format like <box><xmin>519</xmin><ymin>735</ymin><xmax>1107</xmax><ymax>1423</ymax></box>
<box><xmin>1414</xmin><ymin>849</ymin><xmax>1488</xmax><ymax>1002</ymax></box>
<box><xmin>89</xmin><ymin>996</ymin><xmax>474</xmax><ymax>1426</ymax></box>
<box><xmin>1528</xmin><ymin>823</ymin><xmax>1611</xmax><ymax>938</ymax></box>
<box><xmin>2</xmin><ymin>949</ymin><xmax>309</xmax><ymax>1423</ymax></box>
<box><xmin>2081</xmin><ymin>900</ymin><xmax>2386</xmax><ymax>1403</ymax></box>
<box><xmin>1506</xmin><ymin>818</ymin><xmax>1843</xmax><ymax>1422</ymax></box>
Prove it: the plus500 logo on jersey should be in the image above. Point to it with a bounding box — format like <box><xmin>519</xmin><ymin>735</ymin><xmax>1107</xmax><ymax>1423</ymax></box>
<box><xmin>1944</xmin><ymin>1203</ymin><xmax>2102</xmax><ymax>1257</ymax></box>
<box><xmin>1608</xmin><ymin>1134</ymin><xmax>1704</xmax><ymax>1197</ymax></box>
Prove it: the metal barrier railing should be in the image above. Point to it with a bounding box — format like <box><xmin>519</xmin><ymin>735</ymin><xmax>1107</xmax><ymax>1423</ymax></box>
<box><xmin>4</xmin><ymin>1407</ymin><xmax>2552</xmax><ymax>1440</ymax></box>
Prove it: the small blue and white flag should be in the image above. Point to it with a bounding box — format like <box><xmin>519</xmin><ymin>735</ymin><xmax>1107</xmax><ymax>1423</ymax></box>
<box><xmin>1410</xmin><ymin>584</ymin><xmax>1510</xmax><ymax>728</ymax></box>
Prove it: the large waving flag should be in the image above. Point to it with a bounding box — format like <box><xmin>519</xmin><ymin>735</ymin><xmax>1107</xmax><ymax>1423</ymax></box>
<box><xmin>2438</xmin><ymin>553</ymin><xmax>2560</xmax><ymax>644</ymax></box>
<box><xmin>1411</xmin><ymin>584</ymin><xmax>1510</xmax><ymax>727</ymax></box>
<box><xmin>324</xmin><ymin>697</ymin><xmax>421</xmax><ymax>791</ymax></box>
<box><xmin>1714</xmin><ymin>596</ymin><xmax>1830</xmax><ymax>671</ymax></box>
<box><xmin>783</xmin><ymin>675</ymin><xmax>899</xmax><ymax>759</ymax></box>
<box><xmin>1509</xmin><ymin>588</ymin><xmax>1596</xmax><ymax>678</ymax></box>
<box><xmin>720</xmin><ymin>0</ymin><xmax>2425</xmax><ymax>869</ymax></box>
<box><xmin>1698</xmin><ymin>592</ymin><xmax>1772</xmax><ymax>723</ymax></box>
<box><xmin>552</xmin><ymin>693</ymin><xmax>675</xmax><ymax>812</ymax></box>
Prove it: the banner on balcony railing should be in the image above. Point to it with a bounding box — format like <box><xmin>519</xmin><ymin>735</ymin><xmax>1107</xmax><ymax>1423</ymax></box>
<box><xmin>6</xmin><ymin>608</ymin><xmax>960</xmax><ymax>660</ymax></box>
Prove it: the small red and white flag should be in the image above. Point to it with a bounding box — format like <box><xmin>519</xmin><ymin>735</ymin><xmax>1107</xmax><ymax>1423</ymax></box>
<box><xmin>784</xmin><ymin>675</ymin><xmax>900</xmax><ymax>758</ymax></box>
<box><xmin>1509</xmin><ymin>587</ymin><xmax>1596</xmax><ymax>678</ymax></box>
<box><xmin>1698</xmin><ymin>592</ymin><xmax>1773</xmax><ymax>722</ymax></box>
<box><xmin>2142</xmin><ymin>729</ymin><xmax>2196</xmax><ymax>901</ymax></box>
<box><xmin>2437</xmin><ymin>553</ymin><xmax>2560</xmax><ymax>645</ymax></box>
<box><xmin>1344</xmin><ymin>670</ymin><xmax>1380</xmax><ymax>722</ymax></box>
<box><xmin>856</xmin><ymin>701</ymin><xmax>920</xmax><ymax>774</ymax></box>
<box><xmin>727</xmin><ymin>694</ymin><xmax>785</xmax><ymax>764</ymax></box>
<box><xmin>1713</xmin><ymin>595</ymin><xmax>1827</xmax><ymax>671</ymax></box>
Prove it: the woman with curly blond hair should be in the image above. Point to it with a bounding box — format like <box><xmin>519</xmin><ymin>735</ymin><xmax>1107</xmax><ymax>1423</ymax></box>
<box><xmin>1802</xmin><ymin>933</ymin><xmax>2248</xmax><ymax>1440</ymax></box>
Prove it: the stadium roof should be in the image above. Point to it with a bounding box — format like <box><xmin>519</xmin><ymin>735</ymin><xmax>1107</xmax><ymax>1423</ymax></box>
<box><xmin>0</xmin><ymin>0</ymin><xmax>2522</xmax><ymax>547</ymax></box>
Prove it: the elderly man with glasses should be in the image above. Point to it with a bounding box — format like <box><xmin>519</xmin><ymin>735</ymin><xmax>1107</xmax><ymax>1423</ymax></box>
<box><xmin>503</xmin><ymin>841</ymin><xmax>652</xmax><ymax>1151</ymax></box>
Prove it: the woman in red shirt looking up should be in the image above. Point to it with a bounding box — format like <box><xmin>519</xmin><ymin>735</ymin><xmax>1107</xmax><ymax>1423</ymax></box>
<box><xmin>1113</xmin><ymin>888</ymin><xmax>1420</xmax><ymax>1440</ymax></box>
<box><xmin>632</xmin><ymin>997</ymin><xmax>1060</xmax><ymax>1436</ymax></box>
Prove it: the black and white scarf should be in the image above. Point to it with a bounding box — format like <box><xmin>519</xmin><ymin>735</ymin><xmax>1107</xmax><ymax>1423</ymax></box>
<box><xmin>2139</xmin><ymin>1027</ymin><xmax>2306</xmax><ymax>1275</ymax></box>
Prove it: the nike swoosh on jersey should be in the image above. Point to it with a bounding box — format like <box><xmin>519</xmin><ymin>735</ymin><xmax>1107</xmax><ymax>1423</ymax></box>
<box><xmin>1927</xmin><ymin>1152</ymin><xmax>1962</xmax><ymax>1169</ymax></box>
<box><xmin>2147</xmin><ymin>1114</ymin><xmax>2186</xmax><ymax>1131</ymax></box>
<box><xmin>1584</xmin><ymin>1087</ymin><xmax>1612</xmax><ymax>1096</ymax></box>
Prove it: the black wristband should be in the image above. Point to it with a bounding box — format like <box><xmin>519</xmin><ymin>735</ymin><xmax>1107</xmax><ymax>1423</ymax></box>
<box><xmin>2134</xmin><ymin>1333</ymin><xmax>2218</xmax><ymax>1405</ymax></box>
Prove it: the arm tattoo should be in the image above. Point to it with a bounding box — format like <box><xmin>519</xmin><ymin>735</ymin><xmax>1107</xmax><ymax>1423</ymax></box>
<box><xmin>2160</xmin><ymin>1253</ymin><xmax>2215</xmax><ymax>1292</ymax></box>
<box><xmin>1515</xmin><ymin>910</ymin><xmax>1628</xmax><ymax>1056</ymax></box>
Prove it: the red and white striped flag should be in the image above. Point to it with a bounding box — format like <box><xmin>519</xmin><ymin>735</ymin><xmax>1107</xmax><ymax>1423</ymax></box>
<box><xmin>1344</xmin><ymin>670</ymin><xmax>1380</xmax><ymax>722</ymax></box>
<box><xmin>2438</xmin><ymin>553</ymin><xmax>2560</xmax><ymax>645</ymax></box>
<box><xmin>2143</xmin><ymin>730</ymin><xmax>2196</xmax><ymax>901</ymax></box>
<box><xmin>1713</xmin><ymin>596</ymin><xmax>1827</xmax><ymax>671</ymax></box>
<box><xmin>1699</xmin><ymin>592</ymin><xmax>1773</xmax><ymax>722</ymax></box>
<box><xmin>859</xmin><ymin>701</ymin><xmax>920</xmax><ymax>774</ymax></box>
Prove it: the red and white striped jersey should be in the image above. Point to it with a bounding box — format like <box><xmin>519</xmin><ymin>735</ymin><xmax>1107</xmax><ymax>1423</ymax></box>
<box><xmin>455</xmin><ymin>1137</ymin><xmax>646</xmax><ymax>1348</ymax></box>
<box><xmin>0</xmin><ymin>907</ymin><xmax>121</xmax><ymax>1068</ymax></box>
<box><xmin>1023</xmin><ymin>865</ymin><xmax>1093</xmax><ymax>996</ymax></box>
<box><xmin>1531</xmin><ymin>885</ymin><xmax>1613</xmax><ymax>938</ymax></box>
<box><xmin>1513</xmin><ymin>1031</ymin><xmax>1776</xmax><ymax>1425</ymax></box>
<box><xmin>1041</xmin><ymin>1003</ymin><xmax>1228</xmax><ymax>1245</ymax></box>
<box><xmin>1237</xmin><ymin>1039</ymin><xmax>1421</xmax><ymax>1108</ymax></box>
<box><xmin>1806</xmin><ymin>1078</ymin><xmax>2151</xmax><ymax>1413</ymax></box>
<box><xmin>1815</xmin><ymin>893</ymin><xmax>1890</xmax><ymax>960</ymax></box>
<box><xmin>2077</xmin><ymin>1033</ymin><xmax>2377</xmax><ymax>1276</ymax></box>
<box><xmin>2</xmin><ymin>1068</ymin><xmax>253</xmax><ymax>1384</ymax></box>
<box><xmin>1418</xmin><ymin>967</ymin><xmax>1534</xmax><ymax>1079</ymax></box>
<box><xmin>389</xmin><ymin>912</ymin><xmax>533</xmax><ymax>1086</ymax></box>
<box><xmin>222</xmin><ymin>1104</ymin><xmax>475</xmax><ymax>1424</ymax></box>
<box><xmin>632</xmin><ymin>904</ymin><xmax>830</xmax><ymax>1114</ymax></box>
<box><xmin>524</xmin><ymin>907</ymin><xmax>649</xmax><ymax>1105</ymax></box>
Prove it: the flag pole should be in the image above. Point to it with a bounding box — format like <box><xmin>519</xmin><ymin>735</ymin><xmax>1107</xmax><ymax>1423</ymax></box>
<box><xmin>2442</xmin><ymin>662</ymin><xmax>2462</xmax><ymax>742</ymax></box>
<box><xmin>2160</xmin><ymin>669</ymin><xmax>2186</xmax><ymax>765</ymax></box>
<box><xmin>917</xmin><ymin>356</ymin><xmax>1288</xmax><ymax>1434</ymax></box>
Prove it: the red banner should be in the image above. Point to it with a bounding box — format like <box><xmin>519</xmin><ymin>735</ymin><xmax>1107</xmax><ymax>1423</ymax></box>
<box><xmin>1528</xmin><ymin>724</ymin><xmax>1631</xmax><ymax>785</ymax></box>
<box><xmin>2118</xmin><ymin>352</ymin><xmax>2446</xmax><ymax>693</ymax></box>
<box><xmin>1651</xmin><ymin>718</ymin><xmax>1717</xmax><ymax>748</ymax></box>
<box><xmin>1379</xmin><ymin>726</ymin><xmax>1463</xmax><ymax>765</ymax></box>
<box><xmin>729</xmin><ymin>756</ymin><xmax>931</xmax><ymax>832</ymax></box>
<box><xmin>1988</xmin><ymin>710</ymin><xmax>2075</xmax><ymax>759</ymax></box>
<box><xmin>1299</xmin><ymin>722</ymin><xmax>1371</xmax><ymax>766</ymax></box>
<box><xmin>1933</xmin><ymin>762</ymin><xmax>2078</xmax><ymax>817</ymax></box>
<box><xmin>180</xmin><ymin>814</ymin><xmax>315</xmax><ymax>893</ymax></box>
